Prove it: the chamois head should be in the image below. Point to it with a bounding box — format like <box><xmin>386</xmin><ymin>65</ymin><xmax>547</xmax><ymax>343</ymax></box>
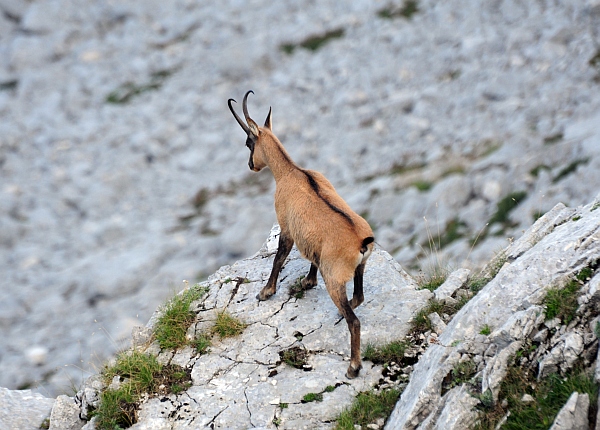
<box><xmin>228</xmin><ymin>90</ymin><xmax>272</xmax><ymax>172</ymax></box>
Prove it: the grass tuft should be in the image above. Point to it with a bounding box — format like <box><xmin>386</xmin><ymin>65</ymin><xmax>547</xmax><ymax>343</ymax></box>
<box><xmin>475</xmin><ymin>363</ymin><xmax>598</xmax><ymax>430</ymax></box>
<box><xmin>335</xmin><ymin>389</ymin><xmax>401</xmax><ymax>430</ymax></box>
<box><xmin>94</xmin><ymin>351</ymin><xmax>191</xmax><ymax>429</ymax></box>
<box><xmin>154</xmin><ymin>285</ymin><xmax>208</xmax><ymax>350</ymax></box>
<box><xmin>442</xmin><ymin>359</ymin><xmax>477</xmax><ymax>394</ymax></box>
<box><xmin>280</xmin><ymin>346</ymin><xmax>309</xmax><ymax>369</ymax></box>
<box><xmin>192</xmin><ymin>333</ymin><xmax>211</xmax><ymax>355</ymax></box>
<box><xmin>552</xmin><ymin>158</ymin><xmax>590</xmax><ymax>183</ymax></box>
<box><xmin>106</xmin><ymin>69</ymin><xmax>174</xmax><ymax>104</ymax></box>
<box><xmin>417</xmin><ymin>270</ymin><xmax>448</xmax><ymax>292</ymax></box>
<box><xmin>302</xmin><ymin>392</ymin><xmax>323</xmax><ymax>403</ymax></box>
<box><xmin>412</xmin><ymin>180</ymin><xmax>432</xmax><ymax>192</ymax></box>
<box><xmin>488</xmin><ymin>191</ymin><xmax>528</xmax><ymax>227</ymax></box>
<box><xmin>544</xmin><ymin>271</ymin><xmax>589</xmax><ymax>324</ymax></box>
<box><xmin>377</xmin><ymin>0</ymin><xmax>419</xmax><ymax>19</ymax></box>
<box><xmin>363</xmin><ymin>340</ymin><xmax>410</xmax><ymax>364</ymax></box>
<box><xmin>479</xmin><ymin>324</ymin><xmax>492</xmax><ymax>335</ymax></box>
<box><xmin>212</xmin><ymin>311</ymin><xmax>247</xmax><ymax>339</ymax></box>
<box><xmin>280</xmin><ymin>28</ymin><xmax>345</xmax><ymax>54</ymax></box>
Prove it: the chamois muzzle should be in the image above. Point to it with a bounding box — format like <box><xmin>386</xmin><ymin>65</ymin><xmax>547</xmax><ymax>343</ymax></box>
<box><xmin>228</xmin><ymin>90</ymin><xmax>258</xmax><ymax>138</ymax></box>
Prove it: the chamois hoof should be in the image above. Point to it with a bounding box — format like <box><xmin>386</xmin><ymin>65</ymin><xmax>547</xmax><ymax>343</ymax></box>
<box><xmin>256</xmin><ymin>288</ymin><xmax>274</xmax><ymax>301</ymax></box>
<box><xmin>345</xmin><ymin>364</ymin><xmax>362</xmax><ymax>379</ymax></box>
<box><xmin>300</xmin><ymin>277</ymin><xmax>317</xmax><ymax>290</ymax></box>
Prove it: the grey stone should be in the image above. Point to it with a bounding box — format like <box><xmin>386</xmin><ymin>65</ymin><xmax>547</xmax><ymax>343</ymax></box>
<box><xmin>1</xmin><ymin>0</ymin><xmax>600</xmax><ymax>405</ymax></box>
<box><xmin>549</xmin><ymin>392</ymin><xmax>589</xmax><ymax>430</ymax></box>
<box><xmin>387</xmin><ymin>201</ymin><xmax>600</xmax><ymax>429</ymax></box>
<box><xmin>49</xmin><ymin>395</ymin><xmax>85</xmax><ymax>430</ymax></box>
<box><xmin>0</xmin><ymin>387</ymin><xmax>55</xmax><ymax>430</ymax></box>
<box><xmin>117</xmin><ymin>226</ymin><xmax>428</xmax><ymax>429</ymax></box>
<box><xmin>539</xmin><ymin>332</ymin><xmax>585</xmax><ymax>378</ymax></box>
<box><xmin>433</xmin><ymin>268</ymin><xmax>470</xmax><ymax>302</ymax></box>
<box><xmin>428</xmin><ymin>312</ymin><xmax>447</xmax><ymax>335</ymax></box>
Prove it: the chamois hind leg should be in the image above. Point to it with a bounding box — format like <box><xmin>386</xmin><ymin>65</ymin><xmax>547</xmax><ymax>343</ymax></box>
<box><xmin>349</xmin><ymin>263</ymin><xmax>365</xmax><ymax>310</ymax></box>
<box><xmin>325</xmin><ymin>279</ymin><xmax>362</xmax><ymax>378</ymax></box>
<box><xmin>258</xmin><ymin>232</ymin><xmax>293</xmax><ymax>301</ymax></box>
<box><xmin>301</xmin><ymin>263</ymin><xmax>318</xmax><ymax>290</ymax></box>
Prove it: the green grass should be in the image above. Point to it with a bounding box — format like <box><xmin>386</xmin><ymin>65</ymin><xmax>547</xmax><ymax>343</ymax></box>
<box><xmin>363</xmin><ymin>340</ymin><xmax>410</xmax><ymax>364</ymax></box>
<box><xmin>94</xmin><ymin>351</ymin><xmax>194</xmax><ymax>429</ymax></box>
<box><xmin>95</xmin><ymin>351</ymin><xmax>188</xmax><ymax>429</ymax></box>
<box><xmin>544</xmin><ymin>267</ymin><xmax>594</xmax><ymax>325</ymax></box>
<box><xmin>377</xmin><ymin>0</ymin><xmax>419</xmax><ymax>19</ymax></box>
<box><xmin>467</xmin><ymin>251</ymin><xmax>507</xmax><ymax>294</ymax></box>
<box><xmin>302</xmin><ymin>392</ymin><xmax>323</xmax><ymax>403</ymax></box>
<box><xmin>592</xmin><ymin>202</ymin><xmax>600</xmax><ymax>212</ymax></box>
<box><xmin>428</xmin><ymin>218</ymin><xmax>467</xmax><ymax>250</ymax></box>
<box><xmin>410</xmin><ymin>299</ymin><xmax>460</xmax><ymax>335</ymax></box>
<box><xmin>442</xmin><ymin>359</ymin><xmax>477</xmax><ymax>393</ymax></box>
<box><xmin>417</xmin><ymin>269</ymin><xmax>448</xmax><ymax>292</ymax></box>
<box><xmin>552</xmin><ymin>158</ymin><xmax>590</xmax><ymax>183</ymax></box>
<box><xmin>154</xmin><ymin>285</ymin><xmax>208</xmax><ymax>350</ymax></box>
<box><xmin>529</xmin><ymin>164</ymin><xmax>550</xmax><ymax>177</ymax></box>
<box><xmin>412</xmin><ymin>180</ymin><xmax>432</xmax><ymax>192</ymax></box>
<box><xmin>106</xmin><ymin>69</ymin><xmax>174</xmax><ymax>104</ymax></box>
<box><xmin>488</xmin><ymin>191</ymin><xmax>528</xmax><ymax>226</ymax></box>
<box><xmin>289</xmin><ymin>276</ymin><xmax>306</xmax><ymax>299</ymax></box>
<box><xmin>192</xmin><ymin>333</ymin><xmax>211</xmax><ymax>355</ymax></box>
<box><xmin>280</xmin><ymin>28</ymin><xmax>345</xmax><ymax>54</ymax></box>
<box><xmin>475</xmin><ymin>364</ymin><xmax>598</xmax><ymax>430</ymax></box>
<box><xmin>479</xmin><ymin>324</ymin><xmax>492</xmax><ymax>335</ymax></box>
<box><xmin>212</xmin><ymin>311</ymin><xmax>247</xmax><ymax>339</ymax></box>
<box><xmin>335</xmin><ymin>389</ymin><xmax>401</xmax><ymax>430</ymax></box>
<box><xmin>544</xmin><ymin>279</ymin><xmax>582</xmax><ymax>324</ymax></box>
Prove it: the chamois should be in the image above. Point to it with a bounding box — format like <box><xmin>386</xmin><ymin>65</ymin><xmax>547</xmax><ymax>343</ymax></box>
<box><xmin>228</xmin><ymin>91</ymin><xmax>374</xmax><ymax>378</ymax></box>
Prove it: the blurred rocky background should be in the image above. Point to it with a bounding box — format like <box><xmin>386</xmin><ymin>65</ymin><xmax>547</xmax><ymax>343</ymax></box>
<box><xmin>0</xmin><ymin>0</ymin><xmax>599</xmax><ymax>396</ymax></box>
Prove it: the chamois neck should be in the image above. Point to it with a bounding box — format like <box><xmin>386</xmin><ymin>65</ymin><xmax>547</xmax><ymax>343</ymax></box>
<box><xmin>262</xmin><ymin>133</ymin><xmax>298</xmax><ymax>181</ymax></box>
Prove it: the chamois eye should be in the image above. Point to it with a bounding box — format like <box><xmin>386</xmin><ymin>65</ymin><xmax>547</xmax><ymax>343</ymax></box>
<box><xmin>245</xmin><ymin>138</ymin><xmax>254</xmax><ymax>149</ymax></box>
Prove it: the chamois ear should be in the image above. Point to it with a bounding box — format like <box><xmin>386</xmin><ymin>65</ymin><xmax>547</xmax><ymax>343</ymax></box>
<box><xmin>264</xmin><ymin>107</ymin><xmax>272</xmax><ymax>130</ymax></box>
<box><xmin>246</xmin><ymin>117</ymin><xmax>260</xmax><ymax>137</ymax></box>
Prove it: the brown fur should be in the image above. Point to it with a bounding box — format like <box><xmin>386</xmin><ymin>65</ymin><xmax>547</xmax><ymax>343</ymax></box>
<box><xmin>228</xmin><ymin>92</ymin><xmax>374</xmax><ymax>378</ymax></box>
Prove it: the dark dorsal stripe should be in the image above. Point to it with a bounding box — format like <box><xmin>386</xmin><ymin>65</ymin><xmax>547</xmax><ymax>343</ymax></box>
<box><xmin>302</xmin><ymin>170</ymin><xmax>354</xmax><ymax>226</ymax></box>
<box><xmin>361</xmin><ymin>237</ymin><xmax>374</xmax><ymax>254</ymax></box>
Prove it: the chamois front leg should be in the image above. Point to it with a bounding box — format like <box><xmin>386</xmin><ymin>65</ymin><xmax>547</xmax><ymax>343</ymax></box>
<box><xmin>301</xmin><ymin>263</ymin><xmax>318</xmax><ymax>290</ymax></box>
<box><xmin>349</xmin><ymin>263</ymin><xmax>365</xmax><ymax>310</ymax></box>
<box><xmin>326</xmin><ymin>280</ymin><xmax>362</xmax><ymax>379</ymax></box>
<box><xmin>258</xmin><ymin>232</ymin><xmax>294</xmax><ymax>301</ymax></box>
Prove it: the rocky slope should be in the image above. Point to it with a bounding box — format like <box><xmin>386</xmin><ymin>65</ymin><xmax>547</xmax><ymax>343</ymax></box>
<box><xmin>3</xmin><ymin>196</ymin><xmax>599</xmax><ymax>429</ymax></box>
<box><xmin>1</xmin><ymin>0</ymin><xmax>600</xmax><ymax>397</ymax></box>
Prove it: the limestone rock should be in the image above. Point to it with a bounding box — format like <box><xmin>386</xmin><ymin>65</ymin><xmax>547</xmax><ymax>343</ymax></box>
<box><xmin>125</xmin><ymin>225</ymin><xmax>428</xmax><ymax>429</ymax></box>
<box><xmin>0</xmin><ymin>387</ymin><xmax>55</xmax><ymax>430</ymax></box>
<box><xmin>49</xmin><ymin>395</ymin><xmax>85</xmax><ymax>430</ymax></box>
<box><xmin>549</xmin><ymin>392</ymin><xmax>589</xmax><ymax>430</ymax></box>
<box><xmin>386</xmin><ymin>200</ymin><xmax>600</xmax><ymax>429</ymax></box>
<box><xmin>433</xmin><ymin>268</ymin><xmax>470</xmax><ymax>302</ymax></box>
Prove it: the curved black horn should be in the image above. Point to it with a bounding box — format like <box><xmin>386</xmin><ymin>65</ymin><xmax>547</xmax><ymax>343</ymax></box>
<box><xmin>242</xmin><ymin>90</ymin><xmax>254</xmax><ymax>124</ymax></box>
<box><xmin>228</xmin><ymin>98</ymin><xmax>251</xmax><ymax>135</ymax></box>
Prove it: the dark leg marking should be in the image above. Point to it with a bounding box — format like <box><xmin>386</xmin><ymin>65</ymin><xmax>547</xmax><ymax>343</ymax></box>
<box><xmin>349</xmin><ymin>263</ymin><xmax>365</xmax><ymax>310</ymax></box>
<box><xmin>327</xmin><ymin>281</ymin><xmax>362</xmax><ymax>379</ymax></box>
<box><xmin>301</xmin><ymin>263</ymin><xmax>318</xmax><ymax>290</ymax></box>
<box><xmin>257</xmin><ymin>233</ymin><xmax>294</xmax><ymax>301</ymax></box>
